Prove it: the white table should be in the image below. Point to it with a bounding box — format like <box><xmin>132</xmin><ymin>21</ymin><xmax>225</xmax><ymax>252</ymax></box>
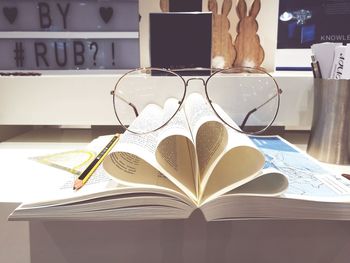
<box><xmin>1</xmin><ymin>128</ymin><xmax>350</xmax><ymax>263</ymax></box>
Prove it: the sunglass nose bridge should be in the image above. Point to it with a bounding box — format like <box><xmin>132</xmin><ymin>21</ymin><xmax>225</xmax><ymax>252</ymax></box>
<box><xmin>185</xmin><ymin>77</ymin><xmax>206</xmax><ymax>87</ymax></box>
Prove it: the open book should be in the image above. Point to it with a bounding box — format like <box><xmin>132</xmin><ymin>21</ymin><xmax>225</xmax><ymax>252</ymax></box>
<box><xmin>9</xmin><ymin>93</ymin><xmax>350</xmax><ymax>221</ymax></box>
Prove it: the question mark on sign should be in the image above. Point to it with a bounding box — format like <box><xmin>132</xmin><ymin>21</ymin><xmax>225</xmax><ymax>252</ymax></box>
<box><xmin>89</xmin><ymin>42</ymin><xmax>98</xmax><ymax>66</ymax></box>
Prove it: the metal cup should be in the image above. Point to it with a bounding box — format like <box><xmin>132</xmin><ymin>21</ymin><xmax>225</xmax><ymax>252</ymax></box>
<box><xmin>307</xmin><ymin>79</ymin><xmax>350</xmax><ymax>164</ymax></box>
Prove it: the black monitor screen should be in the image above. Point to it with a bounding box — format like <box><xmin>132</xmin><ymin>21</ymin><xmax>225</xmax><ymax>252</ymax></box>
<box><xmin>150</xmin><ymin>12</ymin><xmax>212</xmax><ymax>71</ymax></box>
<box><xmin>169</xmin><ymin>0</ymin><xmax>202</xmax><ymax>12</ymax></box>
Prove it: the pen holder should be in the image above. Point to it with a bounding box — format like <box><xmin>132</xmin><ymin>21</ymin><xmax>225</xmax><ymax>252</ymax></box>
<box><xmin>307</xmin><ymin>79</ymin><xmax>350</xmax><ymax>164</ymax></box>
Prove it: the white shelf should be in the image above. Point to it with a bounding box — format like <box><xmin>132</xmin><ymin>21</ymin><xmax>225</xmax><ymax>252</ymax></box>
<box><xmin>0</xmin><ymin>31</ymin><xmax>139</xmax><ymax>39</ymax></box>
<box><xmin>0</xmin><ymin>71</ymin><xmax>315</xmax><ymax>129</ymax></box>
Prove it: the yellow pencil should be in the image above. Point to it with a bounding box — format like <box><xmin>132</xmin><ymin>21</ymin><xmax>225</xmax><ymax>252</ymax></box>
<box><xmin>73</xmin><ymin>134</ymin><xmax>120</xmax><ymax>191</ymax></box>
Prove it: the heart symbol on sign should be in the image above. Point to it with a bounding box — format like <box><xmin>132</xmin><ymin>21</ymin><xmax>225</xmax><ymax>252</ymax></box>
<box><xmin>3</xmin><ymin>7</ymin><xmax>18</xmax><ymax>24</ymax></box>
<box><xmin>99</xmin><ymin>7</ymin><xmax>113</xmax><ymax>24</ymax></box>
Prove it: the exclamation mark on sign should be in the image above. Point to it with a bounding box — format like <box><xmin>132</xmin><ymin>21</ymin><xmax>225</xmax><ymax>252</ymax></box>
<box><xmin>111</xmin><ymin>42</ymin><xmax>115</xmax><ymax>66</ymax></box>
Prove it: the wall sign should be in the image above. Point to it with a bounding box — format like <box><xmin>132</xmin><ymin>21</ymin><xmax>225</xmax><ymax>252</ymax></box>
<box><xmin>0</xmin><ymin>0</ymin><xmax>139</xmax><ymax>70</ymax></box>
<box><xmin>278</xmin><ymin>0</ymin><xmax>350</xmax><ymax>48</ymax></box>
<box><xmin>0</xmin><ymin>0</ymin><xmax>138</xmax><ymax>31</ymax></box>
<box><xmin>0</xmin><ymin>38</ymin><xmax>139</xmax><ymax>70</ymax></box>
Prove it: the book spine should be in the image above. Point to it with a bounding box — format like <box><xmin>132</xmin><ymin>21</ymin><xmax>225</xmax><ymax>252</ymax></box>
<box><xmin>342</xmin><ymin>44</ymin><xmax>350</xmax><ymax>80</ymax></box>
<box><xmin>330</xmin><ymin>46</ymin><xmax>346</xmax><ymax>79</ymax></box>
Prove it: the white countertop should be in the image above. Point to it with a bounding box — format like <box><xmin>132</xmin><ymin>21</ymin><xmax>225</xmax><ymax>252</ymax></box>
<box><xmin>1</xmin><ymin>127</ymin><xmax>350</xmax><ymax>263</ymax></box>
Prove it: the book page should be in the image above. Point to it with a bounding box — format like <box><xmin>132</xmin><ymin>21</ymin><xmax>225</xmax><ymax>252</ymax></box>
<box><xmin>200</xmin><ymin>143</ymin><xmax>265</xmax><ymax>203</ymax></box>
<box><xmin>195</xmin><ymin>121</ymin><xmax>228</xmax><ymax>188</ymax></box>
<box><xmin>184</xmin><ymin>92</ymin><xmax>222</xmax><ymax>138</ymax></box>
<box><xmin>14</xmin><ymin>136</ymin><xmax>123</xmax><ymax>203</ymax></box>
<box><xmin>6</xmin><ymin>136</ymin><xmax>195</xmax><ymax>222</ymax></box>
<box><xmin>156</xmin><ymin>135</ymin><xmax>197</xmax><ymax>201</ymax></box>
<box><xmin>184</xmin><ymin>93</ymin><xmax>228</xmax><ymax>196</ymax></box>
<box><xmin>199</xmin><ymin>112</ymin><xmax>265</xmax><ymax>202</ymax></box>
<box><xmin>200</xmin><ymin>136</ymin><xmax>350</xmax><ymax>221</ymax></box>
<box><xmin>24</xmin><ymin>135</ymin><xmax>184</xmax><ymax>205</ymax></box>
<box><xmin>250</xmin><ymin>135</ymin><xmax>350</xmax><ymax>201</ymax></box>
<box><xmin>183</xmin><ymin>93</ymin><xmax>265</xmax><ymax>202</ymax></box>
<box><xmin>13</xmin><ymin>150</ymin><xmax>129</xmax><ymax>206</ymax></box>
<box><xmin>103</xmin><ymin>100</ymin><xmax>198</xmax><ymax>202</ymax></box>
<box><xmin>103</xmin><ymin>152</ymin><xmax>180</xmax><ymax>192</ymax></box>
<box><xmin>226</xmin><ymin>168</ymin><xmax>288</xmax><ymax>196</ymax></box>
<box><xmin>22</xmin><ymin>165</ymin><xmax>126</xmax><ymax>206</ymax></box>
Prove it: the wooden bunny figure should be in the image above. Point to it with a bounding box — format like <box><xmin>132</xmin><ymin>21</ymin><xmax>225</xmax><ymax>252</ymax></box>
<box><xmin>159</xmin><ymin>0</ymin><xmax>169</xmax><ymax>12</ymax></box>
<box><xmin>233</xmin><ymin>0</ymin><xmax>264</xmax><ymax>68</ymax></box>
<box><xmin>208</xmin><ymin>0</ymin><xmax>236</xmax><ymax>68</ymax></box>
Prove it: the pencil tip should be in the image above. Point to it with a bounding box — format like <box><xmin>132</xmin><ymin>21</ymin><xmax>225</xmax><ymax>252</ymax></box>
<box><xmin>73</xmin><ymin>180</ymin><xmax>83</xmax><ymax>191</ymax></box>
